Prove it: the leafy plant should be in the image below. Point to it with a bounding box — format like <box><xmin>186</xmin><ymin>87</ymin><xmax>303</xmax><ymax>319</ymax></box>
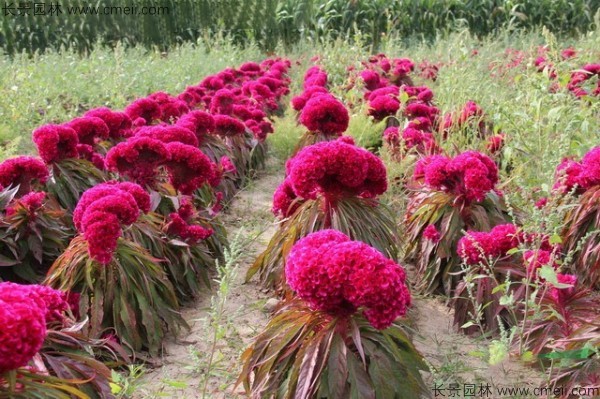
<box><xmin>45</xmin><ymin>159</ymin><xmax>107</xmax><ymax>211</ymax></box>
<box><xmin>237</xmin><ymin>298</ymin><xmax>429</xmax><ymax>399</ymax></box>
<box><xmin>44</xmin><ymin>236</ymin><xmax>186</xmax><ymax>356</ymax></box>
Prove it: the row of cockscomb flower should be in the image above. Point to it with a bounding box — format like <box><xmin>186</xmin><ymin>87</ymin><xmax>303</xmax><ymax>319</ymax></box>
<box><xmin>0</xmin><ymin>58</ymin><xmax>292</xmax><ymax>396</ymax></box>
<box><xmin>239</xmin><ymin>64</ymin><xmax>429</xmax><ymax>399</ymax></box>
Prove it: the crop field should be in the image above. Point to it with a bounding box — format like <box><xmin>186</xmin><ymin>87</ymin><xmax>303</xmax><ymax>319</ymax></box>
<box><xmin>0</xmin><ymin>2</ymin><xmax>600</xmax><ymax>398</ymax></box>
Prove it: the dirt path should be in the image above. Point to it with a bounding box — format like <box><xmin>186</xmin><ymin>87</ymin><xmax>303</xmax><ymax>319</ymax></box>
<box><xmin>133</xmin><ymin>160</ymin><xmax>544</xmax><ymax>399</ymax></box>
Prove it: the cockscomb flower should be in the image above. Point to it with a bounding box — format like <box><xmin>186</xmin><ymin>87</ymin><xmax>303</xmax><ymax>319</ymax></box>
<box><xmin>401</xmin><ymin>128</ymin><xmax>439</xmax><ymax>154</ymax></box>
<box><xmin>147</xmin><ymin>91</ymin><xmax>190</xmax><ymax>122</ymax></box>
<box><xmin>210</xmin><ymin>89</ymin><xmax>237</xmax><ymax>115</ymax></box>
<box><xmin>523</xmin><ymin>249</ymin><xmax>558</xmax><ymax>280</ymax></box>
<box><xmin>76</xmin><ymin>144</ymin><xmax>106</xmax><ymax>170</ymax></box>
<box><xmin>368</xmin><ymin>95</ymin><xmax>400</xmax><ymax>121</ymax></box>
<box><xmin>553</xmin><ymin>158</ymin><xmax>585</xmax><ymax>194</ymax></box>
<box><xmin>549</xmin><ymin>274</ymin><xmax>577</xmax><ymax>305</ymax></box>
<box><xmin>6</xmin><ymin>191</ymin><xmax>46</xmax><ymax>217</ymax></box>
<box><xmin>74</xmin><ymin>182</ymin><xmax>149</xmax><ymax>264</ymax></box>
<box><xmin>0</xmin><ymin>156</ymin><xmax>48</xmax><ymax>197</ymax></box>
<box><xmin>32</xmin><ymin>124</ymin><xmax>79</xmax><ymax>164</ymax></box>
<box><xmin>457</xmin><ymin>224</ymin><xmax>521</xmax><ymax>265</ymax></box>
<box><xmin>66</xmin><ymin>116</ymin><xmax>110</xmax><ymax>146</ymax></box>
<box><xmin>85</xmin><ymin>107</ymin><xmax>132</xmax><ymax>139</ymax></box>
<box><xmin>561</xmin><ymin>48</ymin><xmax>577</xmax><ymax>60</ymax></box>
<box><xmin>286</xmin><ymin>139</ymin><xmax>387</xmax><ymax>201</ymax></box>
<box><xmin>303</xmin><ymin>66</ymin><xmax>328</xmax><ymax>88</ymax></box>
<box><xmin>176</xmin><ymin>111</ymin><xmax>215</xmax><ymax>142</ymax></box>
<box><xmin>417</xmin><ymin>151</ymin><xmax>499</xmax><ymax>203</ymax></box>
<box><xmin>213</xmin><ymin>115</ymin><xmax>246</xmax><ymax>137</ymax></box>
<box><xmin>124</xmin><ymin>98</ymin><xmax>162</xmax><ymax>124</ymax></box>
<box><xmin>285</xmin><ymin>230</ymin><xmax>411</xmax><ymax>330</ymax></box>
<box><xmin>0</xmin><ymin>282</ymin><xmax>47</xmax><ymax>373</ymax></box>
<box><xmin>105</xmin><ymin>136</ymin><xmax>170</xmax><ymax>185</ymax></box>
<box><xmin>360</xmin><ymin>70</ymin><xmax>387</xmax><ymax>91</ymax></box>
<box><xmin>135</xmin><ymin>125</ymin><xmax>199</xmax><ymax>147</ymax></box>
<box><xmin>291</xmin><ymin>86</ymin><xmax>329</xmax><ymax>111</ymax></box>
<box><xmin>166</xmin><ymin>213</ymin><xmax>213</xmax><ymax>244</ymax></box>
<box><xmin>423</xmin><ymin>224</ymin><xmax>441</xmax><ymax>243</ymax></box>
<box><xmin>272</xmin><ymin>178</ymin><xmax>301</xmax><ymax>218</ymax></box>
<box><xmin>299</xmin><ymin>95</ymin><xmax>349</xmax><ymax>136</ymax></box>
<box><xmin>392</xmin><ymin>58</ymin><xmax>414</xmax><ymax>78</ymax></box>
<box><xmin>404</xmin><ymin>103</ymin><xmax>439</xmax><ymax>120</ymax></box>
<box><xmin>164</xmin><ymin>142</ymin><xmax>214</xmax><ymax>195</ymax></box>
<box><xmin>25</xmin><ymin>284</ymin><xmax>70</xmax><ymax>323</ymax></box>
<box><xmin>487</xmin><ymin>134</ymin><xmax>505</xmax><ymax>154</ymax></box>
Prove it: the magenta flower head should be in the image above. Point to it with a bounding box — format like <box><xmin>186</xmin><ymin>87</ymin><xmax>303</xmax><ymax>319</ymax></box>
<box><xmin>457</xmin><ymin>224</ymin><xmax>520</xmax><ymax>265</ymax></box>
<box><xmin>0</xmin><ymin>156</ymin><xmax>48</xmax><ymax>197</ymax></box>
<box><xmin>32</xmin><ymin>124</ymin><xmax>79</xmax><ymax>164</ymax></box>
<box><xmin>213</xmin><ymin>115</ymin><xmax>246</xmax><ymax>137</ymax></box>
<box><xmin>290</xmin><ymin>86</ymin><xmax>329</xmax><ymax>112</ymax></box>
<box><xmin>105</xmin><ymin>136</ymin><xmax>170</xmax><ymax>185</ymax></box>
<box><xmin>299</xmin><ymin>95</ymin><xmax>349</xmax><ymax>136</ymax></box>
<box><xmin>210</xmin><ymin>89</ymin><xmax>237</xmax><ymax>115</ymax></box>
<box><xmin>124</xmin><ymin>98</ymin><xmax>162</xmax><ymax>125</ymax></box>
<box><xmin>85</xmin><ymin>107</ymin><xmax>132</xmax><ymax>139</ymax></box>
<box><xmin>286</xmin><ymin>138</ymin><xmax>387</xmax><ymax>202</ymax></box>
<box><xmin>74</xmin><ymin>182</ymin><xmax>149</xmax><ymax>264</ymax></box>
<box><xmin>135</xmin><ymin>125</ymin><xmax>199</xmax><ymax>147</ymax></box>
<box><xmin>164</xmin><ymin>142</ymin><xmax>214</xmax><ymax>195</ymax></box>
<box><xmin>416</xmin><ymin>151</ymin><xmax>499</xmax><ymax>203</ymax></box>
<box><xmin>0</xmin><ymin>282</ymin><xmax>48</xmax><ymax>373</ymax></box>
<box><xmin>176</xmin><ymin>111</ymin><xmax>215</xmax><ymax>142</ymax></box>
<box><xmin>368</xmin><ymin>95</ymin><xmax>400</xmax><ymax>121</ymax></box>
<box><xmin>66</xmin><ymin>116</ymin><xmax>110</xmax><ymax>146</ymax></box>
<box><xmin>285</xmin><ymin>230</ymin><xmax>411</xmax><ymax>330</ymax></box>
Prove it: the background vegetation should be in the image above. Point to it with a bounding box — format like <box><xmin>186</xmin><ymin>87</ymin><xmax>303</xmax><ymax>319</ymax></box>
<box><xmin>0</xmin><ymin>0</ymin><xmax>599</xmax><ymax>55</ymax></box>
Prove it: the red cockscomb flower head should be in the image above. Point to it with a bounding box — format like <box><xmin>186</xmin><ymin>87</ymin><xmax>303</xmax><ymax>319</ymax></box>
<box><xmin>368</xmin><ymin>95</ymin><xmax>400</xmax><ymax>121</ymax></box>
<box><xmin>210</xmin><ymin>89</ymin><xmax>237</xmax><ymax>115</ymax></box>
<box><xmin>164</xmin><ymin>142</ymin><xmax>214</xmax><ymax>195</ymax></box>
<box><xmin>166</xmin><ymin>213</ymin><xmax>213</xmax><ymax>243</ymax></box>
<box><xmin>213</xmin><ymin>115</ymin><xmax>246</xmax><ymax>137</ymax></box>
<box><xmin>272</xmin><ymin>178</ymin><xmax>300</xmax><ymax>218</ymax></box>
<box><xmin>423</xmin><ymin>224</ymin><xmax>441</xmax><ymax>243</ymax></box>
<box><xmin>26</xmin><ymin>284</ymin><xmax>70</xmax><ymax>323</ymax></box>
<box><xmin>549</xmin><ymin>273</ymin><xmax>577</xmax><ymax>305</ymax></box>
<box><xmin>561</xmin><ymin>48</ymin><xmax>576</xmax><ymax>60</ymax></box>
<box><xmin>457</xmin><ymin>231</ymin><xmax>496</xmax><ymax>265</ymax></box>
<box><xmin>487</xmin><ymin>134</ymin><xmax>505</xmax><ymax>154</ymax></box>
<box><xmin>147</xmin><ymin>91</ymin><xmax>190</xmax><ymax>122</ymax></box>
<box><xmin>85</xmin><ymin>107</ymin><xmax>132</xmax><ymax>139</ymax></box>
<box><xmin>404</xmin><ymin>103</ymin><xmax>439</xmax><ymax>120</ymax></box>
<box><xmin>76</xmin><ymin>144</ymin><xmax>106</xmax><ymax>170</ymax></box>
<box><xmin>106</xmin><ymin>181</ymin><xmax>151</xmax><ymax>214</ymax></box>
<box><xmin>285</xmin><ymin>230</ymin><xmax>411</xmax><ymax>330</ymax></box>
<box><xmin>383</xmin><ymin>127</ymin><xmax>400</xmax><ymax>146</ymax></box>
<box><xmin>445</xmin><ymin>151</ymin><xmax>498</xmax><ymax>202</ymax></box>
<box><xmin>535</xmin><ymin>197</ymin><xmax>548</xmax><ymax>209</ymax></box>
<box><xmin>360</xmin><ymin>70</ymin><xmax>387</xmax><ymax>91</ymax></box>
<box><xmin>32</xmin><ymin>124</ymin><xmax>79</xmax><ymax>164</ymax></box>
<box><xmin>402</xmin><ymin>128</ymin><xmax>438</xmax><ymax>154</ymax></box>
<box><xmin>105</xmin><ymin>136</ymin><xmax>169</xmax><ymax>185</ymax></box>
<box><xmin>299</xmin><ymin>95</ymin><xmax>349</xmax><ymax>136</ymax></box>
<box><xmin>553</xmin><ymin>157</ymin><xmax>585</xmax><ymax>194</ymax></box>
<box><xmin>0</xmin><ymin>282</ymin><xmax>47</xmax><ymax>373</ymax></box>
<box><xmin>135</xmin><ymin>125</ymin><xmax>199</xmax><ymax>147</ymax></box>
<box><xmin>580</xmin><ymin>146</ymin><xmax>600</xmax><ymax>188</ymax></box>
<box><xmin>523</xmin><ymin>249</ymin><xmax>558</xmax><ymax>280</ymax></box>
<box><xmin>239</xmin><ymin>62</ymin><xmax>262</xmax><ymax>76</ymax></box>
<box><xmin>124</xmin><ymin>98</ymin><xmax>162</xmax><ymax>124</ymax></box>
<box><xmin>220</xmin><ymin>156</ymin><xmax>236</xmax><ymax>174</ymax></box>
<box><xmin>458</xmin><ymin>101</ymin><xmax>484</xmax><ymax>125</ymax></box>
<box><xmin>391</xmin><ymin>58</ymin><xmax>414</xmax><ymax>78</ymax></box>
<box><xmin>66</xmin><ymin>116</ymin><xmax>110</xmax><ymax>146</ymax></box>
<box><xmin>0</xmin><ymin>156</ymin><xmax>48</xmax><ymax>197</ymax></box>
<box><xmin>407</xmin><ymin>117</ymin><xmax>433</xmax><ymax>132</ymax></box>
<box><xmin>287</xmin><ymin>139</ymin><xmax>387</xmax><ymax>201</ymax></box>
<box><xmin>73</xmin><ymin>182</ymin><xmax>148</xmax><ymax>230</ymax></box>
<box><xmin>291</xmin><ymin>86</ymin><xmax>329</xmax><ymax>112</ymax></box>
<box><xmin>81</xmin><ymin>210</ymin><xmax>122</xmax><ymax>264</ymax></box>
<box><xmin>366</xmin><ymin>86</ymin><xmax>399</xmax><ymax>101</ymax></box>
<box><xmin>6</xmin><ymin>191</ymin><xmax>46</xmax><ymax>217</ymax></box>
<box><xmin>176</xmin><ymin>111</ymin><xmax>215</xmax><ymax>142</ymax></box>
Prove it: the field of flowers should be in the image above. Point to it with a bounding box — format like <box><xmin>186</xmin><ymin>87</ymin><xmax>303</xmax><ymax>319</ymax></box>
<box><xmin>0</xmin><ymin>27</ymin><xmax>599</xmax><ymax>398</ymax></box>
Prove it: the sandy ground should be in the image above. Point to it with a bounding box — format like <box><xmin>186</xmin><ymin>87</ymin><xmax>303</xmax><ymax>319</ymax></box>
<box><xmin>134</xmin><ymin>163</ymin><xmax>544</xmax><ymax>399</ymax></box>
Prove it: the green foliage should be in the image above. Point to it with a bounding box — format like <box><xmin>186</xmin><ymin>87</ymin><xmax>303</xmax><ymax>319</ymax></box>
<box><xmin>1</xmin><ymin>0</ymin><xmax>598</xmax><ymax>55</ymax></box>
